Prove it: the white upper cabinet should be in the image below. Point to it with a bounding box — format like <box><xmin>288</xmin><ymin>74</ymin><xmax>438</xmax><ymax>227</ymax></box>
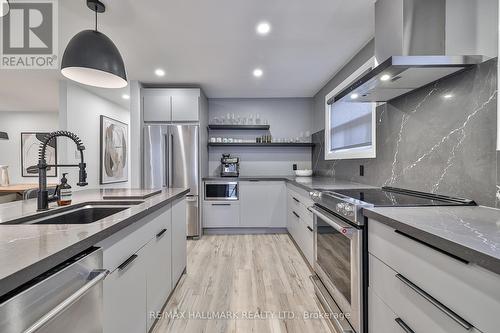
<box><xmin>171</xmin><ymin>89</ymin><xmax>200</xmax><ymax>121</ymax></box>
<box><xmin>142</xmin><ymin>88</ymin><xmax>201</xmax><ymax>122</ymax></box>
<box><xmin>142</xmin><ymin>89</ymin><xmax>172</xmax><ymax>122</ymax></box>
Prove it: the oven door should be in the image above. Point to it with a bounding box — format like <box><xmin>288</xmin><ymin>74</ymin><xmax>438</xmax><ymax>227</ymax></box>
<box><xmin>204</xmin><ymin>182</ymin><xmax>239</xmax><ymax>201</ymax></box>
<box><xmin>311</xmin><ymin>206</ymin><xmax>363</xmax><ymax>333</ymax></box>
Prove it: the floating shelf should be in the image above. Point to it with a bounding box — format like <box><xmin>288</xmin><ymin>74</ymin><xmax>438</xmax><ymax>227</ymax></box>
<box><xmin>208</xmin><ymin>142</ymin><xmax>314</xmax><ymax>148</ymax></box>
<box><xmin>208</xmin><ymin>125</ymin><xmax>270</xmax><ymax>130</ymax></box>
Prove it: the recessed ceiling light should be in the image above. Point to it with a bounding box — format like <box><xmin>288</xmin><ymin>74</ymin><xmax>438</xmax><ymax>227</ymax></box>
<box><xmin>443</xmin><ymin>94</ymin><xmax>453</xmax><ymax>99</ymax></box>
<box><xmin>256</xmin><ymin>22</ymin><xmax>271</xmax><ymax>35</ymax></box>
<box><xmin>253</xmin><ymin>68</ymin><xmax>263</xmax><ymax>78</ymax></box>
<box><xmin>122</xmin><ymin>94</ymin><xmax>130</xmax><ymax>100</ymax></box>
<box><xmin>350</xmin><ymin>93</ymin><xmax>359</xmax><ymax>100</ymax></box>
<box><xmin>380</xmin><ymin>74</ymin><xmax>391</xmax><ymax>81</ymax></box>
<box><xmin>155</xmin><ymin>68</ymin><xmax>165</xmax><ymax>77</ymax></box>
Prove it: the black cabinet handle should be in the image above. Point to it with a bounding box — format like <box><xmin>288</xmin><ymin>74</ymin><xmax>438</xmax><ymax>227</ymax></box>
<box><xmin>156</xmin><ymin>228</ymin><xmax>167</xmax><ymax>239</ymax></box>
<box><xmin>249</xmin><ymin>179</ymin><xmax>260</xmax><ymax>182</ymax></box>
<box><xmin>292</xmin><ymin>197</ymin><xmax>300</xmax><ymax>203</ymax></box>
<box><xmin>395</xmin><ymin>318</ymin><xmax>415</xmax><ymax>333</ymax></box>
<box><xmin>212</xmin><ymin>203</ymin><xmax>231</xmax><ymax>206</ymax></box>
<box><xmin>395</xmin><ymin>274</ymin><xmax>473</xmax><ymax>330</ymax></box>
<box><xmin>118</xmin><ymin>254</ymin><xmax>138</xmax><ymax>271</ymax></box>
<box><xmin>394</xmin><ymin>230</ymin><xmax>468</xmax><ymax>264</ymax></box>
<box><xmin>307</xmin><ymin>226</ymin><xmax>313</xmax><ymax>232</ymax></box>
<box><xmin>293</xmin><ymin>211</ymin><xmax>300</xmax><ymax>219</ymax></box>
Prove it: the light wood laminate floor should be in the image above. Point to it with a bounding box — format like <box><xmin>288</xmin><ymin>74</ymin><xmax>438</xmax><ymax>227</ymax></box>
<box><xmin>153</xmin><ymin>234</ymin><xmax>332</xmax><ymax>333</ymax></box>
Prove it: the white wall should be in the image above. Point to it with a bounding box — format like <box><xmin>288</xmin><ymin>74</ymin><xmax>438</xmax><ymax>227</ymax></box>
<box><xmin>129</xmin><ymin>81</ymin><xmax>142</xmax><ymax>187</ymax></box>
<box><xmin>0</xmin><ymin>111</ymin><xmax>58</xmax><ymax>184</ymax></box>
<box><xmin>446</xmin><ymin>0</ymin><xmax>498</xmax><ymax>58</ymax></box>
<box><xmin>59</xmin><ymin>82</ymin><xmax>131</xmax><ymax>189</ymax></box>
<box><xmin>208</xmin><ymin>98</ymin><xmax>313</xmax><ymax>176</ymax></box>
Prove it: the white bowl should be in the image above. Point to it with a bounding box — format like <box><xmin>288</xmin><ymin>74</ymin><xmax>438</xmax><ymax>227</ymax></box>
<box><xmin>295</xmin><ymin>169</ymin><xmax>313</xmax><ymax>177</ymax></box>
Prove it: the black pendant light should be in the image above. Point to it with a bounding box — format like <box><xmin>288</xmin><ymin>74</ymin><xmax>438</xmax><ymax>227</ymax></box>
<box><xmin>61</xmin><ymin>0</ymin><xmax>127</xmax><ymax>88</ymax></box>
<box><xmin>0</xmin><ymin>0</ymin><xmax>9</xmax><ymax>18</ymax></box>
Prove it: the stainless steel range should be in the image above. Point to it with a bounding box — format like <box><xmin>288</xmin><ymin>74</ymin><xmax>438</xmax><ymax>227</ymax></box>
<box><xmin>309</xmin><ymin>187</ymin><xmax>476</xmax><ymax>333</ymax></box>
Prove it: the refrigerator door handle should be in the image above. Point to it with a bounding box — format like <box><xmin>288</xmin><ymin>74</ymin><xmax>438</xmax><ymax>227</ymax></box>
<box><xmin>170</xmin><ymin>133</ymin><xmax>174</xmax><ymax>186</ymax></box>
<box><xmin>163</xmin><ymin>133</ymin><xmax>168</xmax><ymax>188</ymax></box>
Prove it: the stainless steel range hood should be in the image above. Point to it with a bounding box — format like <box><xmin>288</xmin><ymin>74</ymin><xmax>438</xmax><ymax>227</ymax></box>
<box><xmin>331</xmin><ymin>0</ymin><xmax>488</xmax><ymax>104</ymax></box>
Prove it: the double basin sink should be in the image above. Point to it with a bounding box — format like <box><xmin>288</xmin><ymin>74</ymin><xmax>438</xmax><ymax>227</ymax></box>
<box><xmin>3</xmin><ymin>201</ymin><xmax>144</xmax><ymax>225</ymax></box>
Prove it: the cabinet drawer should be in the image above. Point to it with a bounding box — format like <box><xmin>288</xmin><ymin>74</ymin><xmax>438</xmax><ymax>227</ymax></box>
<box><xmin>369</xmin><ymin>220</ymin><xmax>500</xmax><ymax>333</ymax></box>
<box><xmin>98</xmin><ymin>205</ymin><xmax>170</xmax><ymax>272</ymax></box>
<box><xmin>203</xmin><ymin>201</ymin><xmax>240</xmax><ymax>228</ymax></box>
<box><xmin>287</xmin><ymin>195</ymin><xmax>313</xmax><ymax>228</ymax></box>
<box><xmin>288</xmin><ymin>209</ymin><xmax>314</xmax><ymax>265</ymax></box>
<box><xmin>368</xmin><ymin>288</ymin><xmax>401</xmax><ymax>333</ymax></box>
<box><xmin>370</xmin><ymin>254</ymin><xmax>484</xmax><ymax>333</ymax></box>
<box><xmin>104</xmin><ymin>242</ymin><xmax>148</xmax><ymax>333</ymax></box>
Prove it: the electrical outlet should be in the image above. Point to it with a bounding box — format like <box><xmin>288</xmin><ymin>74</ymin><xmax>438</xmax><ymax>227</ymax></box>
<box><xmin>359</xmin><ymin>165</ymin><xmax>364</xmax><ymax>176</ymax></box>
<box><xmin>292</xmin><ymin>164</ymin><xmax>297</xmax><ymax>171</ymax></box>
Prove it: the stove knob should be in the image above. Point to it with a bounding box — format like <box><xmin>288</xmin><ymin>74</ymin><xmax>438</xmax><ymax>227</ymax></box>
<box><xmin>336</xmin><ymin>203</ymin><xmax>345</xmax><ymax>213</ymax></box>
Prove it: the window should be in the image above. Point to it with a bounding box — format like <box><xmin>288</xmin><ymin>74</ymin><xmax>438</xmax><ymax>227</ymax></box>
<box><xmin>325</xmin><ymin>58</ymin><xmax>377</xmax><ymax>160</ymax></box>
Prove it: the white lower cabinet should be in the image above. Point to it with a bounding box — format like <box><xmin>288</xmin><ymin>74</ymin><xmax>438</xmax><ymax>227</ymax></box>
<box><xmin>239</xmin><ymin>181</ymin><xmax>286</xmax><ymax>228</ymax></box>
<box><xmin>146</xmin><ymin>226</ymin><xmax>172</xmax><ymax>331</ymax></box>
<box><xmin>368</xmin><ymin>219</ymin><xmax>499</xmax><ymax>333</ymax></box>
<box><xmin>286</xmin><ymin>185</ymin><xmax>314</xmax><ymax>265</ymax></box>
<box><xmin>368</xmin><ymin>288</ymin><xmax>401</xmax><ymax>333</ymax></box>
<box><xmin>104</xmin><ymin>243</ymin><xmax>148</xmax><ymax>333</ymax></box>
<box><xmin>102</xmin><ymin>198</ymin><xmax>188</xmax><ymax>333</ymax></box>
<box><xmin>172</xmin><ymin>197</ymin><xmax>187</xmax><ymax>286</ymax></box>
<box><xmin>203</xmin><ymin>201</ymin><xmax>240</xmax><ymax>228</ymax></box>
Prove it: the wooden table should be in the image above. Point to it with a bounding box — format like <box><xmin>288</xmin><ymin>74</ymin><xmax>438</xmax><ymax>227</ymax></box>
<box><xmin>0</xmin><ymin>184</ymin><xmax>57</xmax><ymax>195</ymax></box>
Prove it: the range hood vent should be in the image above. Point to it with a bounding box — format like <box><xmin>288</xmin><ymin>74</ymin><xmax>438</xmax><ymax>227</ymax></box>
<box><xmin>331</xmin><ymin>0</ymin><xmax>488</xmax><ymax>104</ymax></box>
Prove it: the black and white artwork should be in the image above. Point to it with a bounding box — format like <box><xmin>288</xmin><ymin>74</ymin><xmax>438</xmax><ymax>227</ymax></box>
<box><xmin>100</xmin><ymin>116</ymin><xmax>128</xmax><ymax>184</ymax></box>
<box><xmin>21</xmin><ymin>132</ymin><xmax>57</xmax><ymax>177</ymax></box>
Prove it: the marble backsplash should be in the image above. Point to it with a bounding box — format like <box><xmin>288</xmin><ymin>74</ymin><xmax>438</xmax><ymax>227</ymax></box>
<box><xmin>313</xmin><ymin>58</ymin><xmax>498</xmax><ymax>207</ymax></box>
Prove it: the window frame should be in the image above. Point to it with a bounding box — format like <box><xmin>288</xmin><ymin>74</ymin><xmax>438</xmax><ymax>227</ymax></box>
<box><xmin>324</xmin><ymin>57</ymin><xmax>377</xmax><ymax>160</ymax></box>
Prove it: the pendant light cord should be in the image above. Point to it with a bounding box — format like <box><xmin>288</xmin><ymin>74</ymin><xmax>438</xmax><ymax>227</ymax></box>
<box><xmin>95</xmin><ymin>8</ymin><xmax>97</xmax><ymax>31</ymax></box>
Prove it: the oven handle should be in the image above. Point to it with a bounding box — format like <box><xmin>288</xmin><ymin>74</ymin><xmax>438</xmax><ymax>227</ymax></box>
<box><xmin>310</xmin><ymin>275</ymin><xmax>355</xmax><ymax>333</ymax></box>
<box><xmin>310</xmin><ymin>207</ymin><xmax>353</xmax><ymax>235</ymax></box>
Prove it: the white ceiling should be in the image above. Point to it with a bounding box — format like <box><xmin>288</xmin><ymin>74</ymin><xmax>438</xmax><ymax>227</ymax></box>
<box><xmin>0</xmin><ymin>0</ymin><xmax>374</xmax><ymax>112</ymax></box>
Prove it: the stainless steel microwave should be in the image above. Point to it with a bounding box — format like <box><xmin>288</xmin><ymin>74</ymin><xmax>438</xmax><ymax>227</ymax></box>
<box><xmin>204</xmin><ymin>181</ymin><xmax>239</xmax><ymax>201</ymax></box>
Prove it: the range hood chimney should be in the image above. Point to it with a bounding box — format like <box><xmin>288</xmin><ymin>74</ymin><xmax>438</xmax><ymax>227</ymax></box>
<box><xmin>332</xmin><ymin>0</ymin><xmax>488</xmax><ymax>104</ymax></box>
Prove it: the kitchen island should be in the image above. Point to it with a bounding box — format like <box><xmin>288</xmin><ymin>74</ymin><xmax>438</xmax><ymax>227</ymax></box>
<box><xmin>0</xmin><ymin>188</ymin><xmax>189</xmax><ymax>333</ymax></box>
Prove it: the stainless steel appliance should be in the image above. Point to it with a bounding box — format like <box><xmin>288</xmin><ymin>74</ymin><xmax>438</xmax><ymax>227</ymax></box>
<box><xmin>0</xmin><ymin>248</ymin><xmax>107</xmax><ymax>333</ymax></box>
<box><xmin>332</xmin><ymin>0</ymin><xmax>488</xmax><ymax>104</ymax></box>
<box><xmin>220</xmin><ymin>154</ymin><xmax>239</xmax><ymax>177</ymax></box>
<box><xmin>204</xmin><ymin>181</ymin><xmax>239</xmax><ymax>201</ymax></box>
<box><xmin>143</xmin><ymin>124</ymin><xmax>200</xmax><ymax>237</ymax></box>
<box><xmin>309</xmin><ymin>187</ymin><xmax>476</xmax><ymax>333</ymax></box>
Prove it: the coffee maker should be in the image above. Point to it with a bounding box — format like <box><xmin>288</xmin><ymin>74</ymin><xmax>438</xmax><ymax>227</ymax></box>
<box><xmin>220</xmin><ymin>154</ymin><xmax>239</xmax><ymax>177</ymax></box>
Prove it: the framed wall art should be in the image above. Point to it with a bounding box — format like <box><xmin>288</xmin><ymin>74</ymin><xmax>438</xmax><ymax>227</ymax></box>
<box><xmin>100</xmin><ymin>116</ymin><xmax>128</xmax><ymax>184</ymax></box>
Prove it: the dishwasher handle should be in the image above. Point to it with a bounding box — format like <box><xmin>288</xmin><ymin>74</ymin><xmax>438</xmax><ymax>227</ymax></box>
<box><xmin>23</xmin><ymin>269</ymin><xmax>109</xmax><ymax>333</ymax></box>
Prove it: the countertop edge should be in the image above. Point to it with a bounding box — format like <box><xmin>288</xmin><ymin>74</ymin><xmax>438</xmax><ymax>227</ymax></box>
<box><xmin>202</xmin><ymin>176</ymin><xmax>372</xmax><ymax>192</ymax></box>
<box><xmin>0</xmin><ymin>188</ymin><xmax>190</xmax><ymax>297</ymax></box>
<box><xmin>363</xmin><ymin>208</ymin><xmax>500</xmax><ymax>276</ymax></box>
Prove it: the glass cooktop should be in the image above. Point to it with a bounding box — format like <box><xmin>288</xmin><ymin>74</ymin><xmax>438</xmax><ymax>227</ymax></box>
<box><xmin>332</xmin><ymin>187</ymin><xmax>476</xmax><ymax>207</ymax></box>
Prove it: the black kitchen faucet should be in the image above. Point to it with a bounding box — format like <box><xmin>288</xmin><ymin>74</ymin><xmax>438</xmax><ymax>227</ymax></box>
<box><xmin>37</xmin><ymin>131</ymin><xmax>88</xmax><ymax>211</ymax></box>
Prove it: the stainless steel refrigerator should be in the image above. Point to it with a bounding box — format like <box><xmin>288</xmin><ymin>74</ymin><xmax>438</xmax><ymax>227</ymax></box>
<box><xmin>143</xmin><ymin>124</ymin><xmax>200</xmax><ymax>237</ymax></box>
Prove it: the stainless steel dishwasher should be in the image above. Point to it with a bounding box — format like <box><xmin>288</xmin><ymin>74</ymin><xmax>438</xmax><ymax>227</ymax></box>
<box><xmin>0</xmin><ymin>247</ymin><xmax>108</xmax><ymax>333</ymax></box>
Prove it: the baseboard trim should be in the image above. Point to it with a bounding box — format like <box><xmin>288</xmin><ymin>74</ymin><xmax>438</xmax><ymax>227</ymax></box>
<box><xmin>203</xmin><ymin>227</ymin><xmax>287</xmax><ymax>235</ymax></box>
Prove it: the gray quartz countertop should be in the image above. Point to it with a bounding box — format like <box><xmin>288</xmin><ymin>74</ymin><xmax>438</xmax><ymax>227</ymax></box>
<box><xmin>363</xmin><ymin>206</ymin><xmax>500</xmax><ymax>275</ymax></box>
<box><xmin>0</xmin><ymin>188</ymin><xmax>189</xmax><ymax>297</ymax></box>
<box><xmin>202</xmin><ymin>176</ymin><xmax>377</xmax><ymax>192</ymax></box>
